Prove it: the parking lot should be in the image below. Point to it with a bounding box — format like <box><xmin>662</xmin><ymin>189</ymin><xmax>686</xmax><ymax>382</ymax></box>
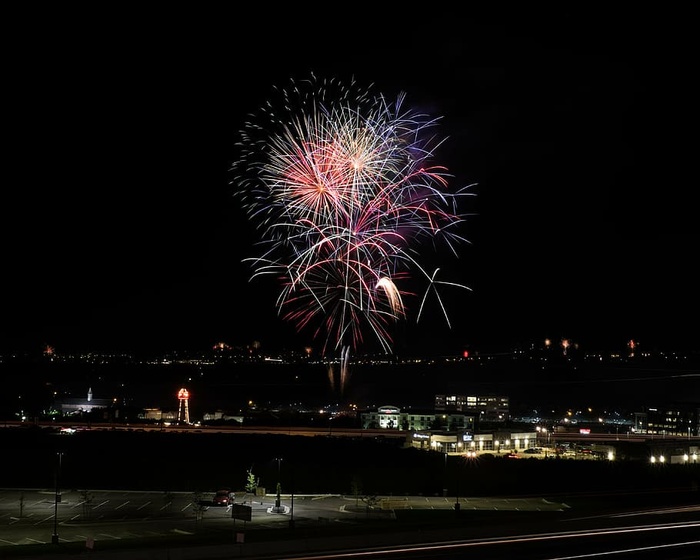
<box><xmin>0</xmin><ymin>487</ymin><xmax>570</xmax><ymax>549</ymax></box>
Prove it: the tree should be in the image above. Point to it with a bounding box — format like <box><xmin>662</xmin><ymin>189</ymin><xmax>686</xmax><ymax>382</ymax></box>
<box><xmin>245</xmin><ymin>467</ymin><xmax>258</xmax><ymax>494</ymax></box>
<box><xmin>350</xmin><ymin>475</ymin><xmax>363</xmax><ymax>507</ymax></box>
<box><xmin>80</xmin><ymin>490</ymin><xmax>94</xmax><ymax>521</ymax></box>
<box><xmin>360</xmin><ymin>494</ymin><xmax>380</xmax><ymax>517</ymax></box>
<box><xmin>190</xmin><ymin>491</ymin><xmax>208</xmax><ymax>525</ymax></box>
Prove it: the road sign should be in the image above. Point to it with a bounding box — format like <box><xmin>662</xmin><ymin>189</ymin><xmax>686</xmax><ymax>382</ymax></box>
<box><xmin>231</xmin><ymin>503</ymin><xmax>252</xmax><ymax>521</ymax></box>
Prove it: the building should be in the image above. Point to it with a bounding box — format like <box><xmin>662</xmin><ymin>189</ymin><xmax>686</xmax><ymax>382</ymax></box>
<box><xmin>634</xmin><ymin>405</ymin><xmax>700</xmax><ymax>437</ymax></box>
<box><xmin>360</xmin><ymin>405</ymin><xmax>538</xmax><ymax>456</ymax></box>
<box><xmin>360</xmin><ymin>405</ymin><xmax>475</xmax><ymax>432</ymax></box>
<box><xmin>201</xmin><ymin>410</ymin><xmax>244</xmax><ymax>424</ymax></box>
<box><xmin>55</xmin><ymin>388</ymin><xmax>112</xmax><ymax>416</ymax></box>
<box><xmin>435</xmin><ymin>394</ymin><xmax>510</xmax><ymax>422</ymax></box>
<box><xmin>141</xmin><ymin>408</ymin><xmax>178</xmax><ymax>422</ymax></box>
<box><xmin>411</xmin><ymin>429</ymin><xmax>540</xmax><ymax>454</ymax></box>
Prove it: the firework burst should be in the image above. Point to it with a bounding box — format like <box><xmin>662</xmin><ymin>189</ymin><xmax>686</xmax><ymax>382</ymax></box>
<box><xmin>232</xmin><ymin>75</ymin><xmax>474</xmax><ymax>357</ymax></box>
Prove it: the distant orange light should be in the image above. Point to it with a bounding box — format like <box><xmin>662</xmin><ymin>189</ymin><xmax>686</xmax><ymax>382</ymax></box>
<box><xmin>463</xmin><ymin>350</ymin><xmax>469</xmax><ymax>358</ymax></box>
<box><xmin>177</xmin><ymin>388</ymin><xmax>190</xmax><ymax>400</ymax></box>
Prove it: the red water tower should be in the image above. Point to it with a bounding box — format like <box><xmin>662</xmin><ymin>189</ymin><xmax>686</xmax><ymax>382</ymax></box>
<box><xmin>177</xmin><ymin>388</ymin><xmax>190</xmax><ymax>424</ymax></box>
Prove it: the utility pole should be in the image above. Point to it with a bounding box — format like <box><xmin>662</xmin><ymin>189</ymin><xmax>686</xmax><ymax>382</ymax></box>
<box><xmin>52</xmin><ymin>452</ymin><xmax>64</xmax><ymax>544</ymax></box>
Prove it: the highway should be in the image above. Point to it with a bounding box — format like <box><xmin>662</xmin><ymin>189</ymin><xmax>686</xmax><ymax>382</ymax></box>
<box><xmin>4</xmin><ymin>419</ymin><xmax>697</xmax><ymax>445</ymax></box>
<box><xmin>0</xmin><ymin>420</ymin><xmax>408</xmax><ymax>439</ymax></box>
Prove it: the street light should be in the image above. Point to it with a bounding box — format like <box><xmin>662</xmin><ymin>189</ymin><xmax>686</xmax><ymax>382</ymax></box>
<box><xmin>442</xmin><ymin>449</ymin><xmax>448</xmax><ymax>497</ymax></box>
<box><xmin>52</xmin><ymin>452</ymin><xmax>64</xmax><ymax>544</ymax></box>
<box><xmin>289</xmin><ymin>464</ymin><xmax>295</xmax><ymax>529</ymax></box>
<box><xmin>273</xmin><ymin>457</ymin><xmax>283</xmax><ymax>513</ymax></box>
<box><xmin>536</xmin><ymin>426</ymin><xmax>551</xmax><ymax>449</ymax></box>
<box><xmin>451</xmin><ymin>451</ymin><xmax>460</xmax><ymax>513</ymax></box>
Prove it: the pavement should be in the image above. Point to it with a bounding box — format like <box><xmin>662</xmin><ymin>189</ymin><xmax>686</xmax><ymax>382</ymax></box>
<box><xmin>0</xmin><ymin>490</ymin><xmax>571</xmax><ymax>559</ymax></box>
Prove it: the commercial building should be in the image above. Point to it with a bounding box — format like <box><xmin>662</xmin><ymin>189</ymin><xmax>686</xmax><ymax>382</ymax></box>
<box><xmin>360</xmin><ymin>404</ymin><xmax>538</xmax><ymax>456</ymax></box>
<box><xmin>435</xmin><ymin>394</ymin><xmax>510</xmax><ymax>422</ymax></box>
<box><xmin>54</xmin><ymin>388</ymin><xmax>112</xmax><ymax>416</ymax></box>
<box><xmin>633</xmin><ymin>405</ymin><xmax>700</xmax><ymax>437</ymax></box>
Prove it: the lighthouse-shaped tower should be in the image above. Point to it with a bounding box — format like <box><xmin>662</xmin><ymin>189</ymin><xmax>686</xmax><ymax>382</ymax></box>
<box><xmin>177</xmin><ymin>388</ymin><xmax>190</xmax><ymax>424</ymax></box>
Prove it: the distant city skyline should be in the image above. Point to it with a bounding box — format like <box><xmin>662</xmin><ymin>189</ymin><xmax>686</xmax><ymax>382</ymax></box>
<box><xmin>0</xmin><ymin>330</ymin><xmax>700</xmax><ymax>363</ymax></box>
<box><xmin>4</xmin><ymin>332</ymin><xmax>700</xmax><ymax>360</ymax></box>
<box><xmin>2</xmin><ymin>338</ymin><xmax>697</xmax><ymax>425</ymax></box>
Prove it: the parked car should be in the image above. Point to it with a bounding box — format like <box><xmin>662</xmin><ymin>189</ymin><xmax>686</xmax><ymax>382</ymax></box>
<box><xmin>212</xmin><ymin>488</ymin><xmax>232</xmax><ymax>506</ymax></box>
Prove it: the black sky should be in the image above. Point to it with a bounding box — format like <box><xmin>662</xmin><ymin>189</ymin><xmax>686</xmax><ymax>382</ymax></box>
<box><xmin>2</xmin><ymin>6</ymin><xmax>697</xmax><ymax>356</ymax></box>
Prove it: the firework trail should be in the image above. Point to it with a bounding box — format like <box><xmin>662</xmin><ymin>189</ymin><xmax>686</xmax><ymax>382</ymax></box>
<box><xmin>232</xmin><ymin>75</ymin><xmax>474</xmax><ymax>359</ymax></box>
<box><xmin>327</xmin><ymin>363</ymin><xmax>335</xmax><ymax>393</ymax></box>
<box><xmin>339</xmin><ymin>345</ymin><xmax>350</xmax><ymax>397</ymax></box>
<box><xmin>326</xmin><ymin>345</ymin><xmax>351</xmax><ymax>397</ymax></box>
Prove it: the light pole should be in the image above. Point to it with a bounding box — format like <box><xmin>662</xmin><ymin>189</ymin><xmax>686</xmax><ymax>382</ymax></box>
<box><xmin>536</xmin><ymin>426</ymin><xmax>551</xmax><ymax>449</ymax></box>
<box><xmin>289</xmin><ymin>464</ymin><xmax>295</xmax><ymax>529</ymax></box>
<box><xmin>274</xmin><ymin>457</ymin><xmax>283</xmax><ymax>513</ymax></box>
<box><xmin>52</xmin><ymin>452</ymin><xmax>64</xmax><ymax>544</ymax></box>
<box><xmin>442</xmin><ymin>448</ymin><xmax>448</xmax><ymax>497</ymax></box>
<box><xmin>453</xmin><ymin>451</ymin><xmax>460</xmax><ymax>512</ymax></box>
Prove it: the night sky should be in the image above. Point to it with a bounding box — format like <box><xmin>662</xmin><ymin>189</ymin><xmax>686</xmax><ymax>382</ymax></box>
<box><xmin>3</xmin><ymin>6</ymin><xmax>697</xmax><ymax>356</ymax></box>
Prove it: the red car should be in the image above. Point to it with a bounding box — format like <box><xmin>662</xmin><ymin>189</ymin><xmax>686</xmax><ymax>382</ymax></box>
<box><xmin>212</xmin><ymin>489</ymin><xmax>232</xmax><ymax>506</ymax></box>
